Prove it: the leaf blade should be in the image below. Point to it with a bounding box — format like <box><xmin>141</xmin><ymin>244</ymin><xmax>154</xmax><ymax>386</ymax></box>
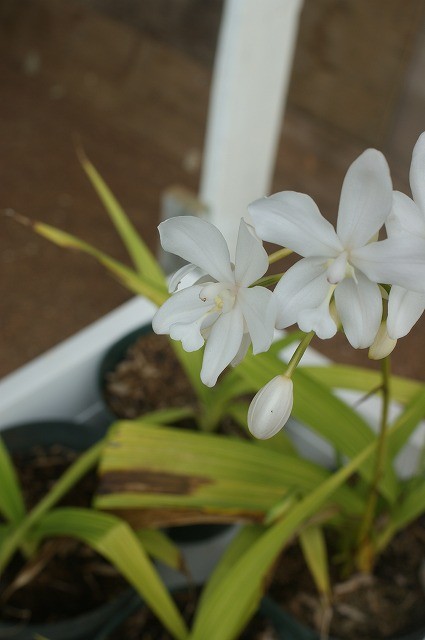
<box><xmin>34</xmin><ymin>508</ymin><xmax>188</xmax><ymax>640</ymax></box>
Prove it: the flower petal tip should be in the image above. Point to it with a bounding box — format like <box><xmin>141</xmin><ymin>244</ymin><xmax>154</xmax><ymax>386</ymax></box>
<box><xmin>368</xmin><ymin>322</ymin><xmax>397</xmax><ymax>360</ymax></box>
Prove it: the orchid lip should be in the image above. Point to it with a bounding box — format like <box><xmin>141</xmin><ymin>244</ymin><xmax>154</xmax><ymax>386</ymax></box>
<box><xmin>326</xmin><ymin>251</ymin><xmax>358</xmax><ymax>285</ymax></box>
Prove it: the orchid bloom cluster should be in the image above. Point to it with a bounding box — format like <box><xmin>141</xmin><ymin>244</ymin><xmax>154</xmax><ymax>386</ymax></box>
<box><xmin>153</xmin><ymin>133</ymin><xmax>425</xmax><ymax>439</ymax></box>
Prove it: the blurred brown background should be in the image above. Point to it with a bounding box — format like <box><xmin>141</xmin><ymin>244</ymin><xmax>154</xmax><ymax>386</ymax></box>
<box><xmin>1</xmin><ymin>0</ymin><xmax>425</xmax><ymax>380</ymax></box>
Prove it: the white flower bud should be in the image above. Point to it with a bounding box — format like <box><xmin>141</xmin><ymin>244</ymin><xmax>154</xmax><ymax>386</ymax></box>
<box><xmin>368</xmin><ymin>322</ymin><xmax>397</xmax><ymax>360</ymax></box>
<box><xmin>248</xmin><ymin>375</ymin><xmax>294</xmax><ymax>440</ymax></box>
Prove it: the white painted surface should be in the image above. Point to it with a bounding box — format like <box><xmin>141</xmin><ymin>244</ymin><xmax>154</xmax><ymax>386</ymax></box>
<box><xmin>0</xmin><ymin>297</ymin><xmax>155</xmax><ymax>429</ymax></box>
<box><xmin>199</xmin><ymin>0</ymin><xmax>304</xmax><ymax>254</ymax></box>
<box><xmin>0</xmin><ymin>294</ymin><xmax>423</xmax><ymax>479</ymax></box>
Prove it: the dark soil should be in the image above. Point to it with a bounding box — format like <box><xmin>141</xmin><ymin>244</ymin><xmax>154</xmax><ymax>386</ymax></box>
<box><xmin>269</xmin><ymin>520</ymin><xmax>425</xmax><ymax>640</ymax></box>
<box><xmin>103</xmin><ymin>330</ymin><xmax>248</xmax><ymax>441</ymax></box>
<box><xmin>0</xmin><ymin>445</ymin><xmax>127</xmax><ymax>624</ymax></box>
<box><xmin>109</xmin><ymin>587</ymin><xmax>280</xmax><ymax>639</ymax></box>
<box><xmin>104</xmin><ymin>332</ymin><xmax>197</xmax><ymax>420</ymax></box>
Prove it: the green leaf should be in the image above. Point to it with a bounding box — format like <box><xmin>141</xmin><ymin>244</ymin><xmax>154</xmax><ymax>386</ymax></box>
<box><xmin>78</xmin><ymin>148</ymin><xmax>166</xmax><ymax>287</ymax></box>
<box><xmin>34</xmin><ymin>508</ymin><xmax>188</xmax><ymax>640</ymax></box>
<box><xmin>0</xmin><ymin>437</ymin><xmax>26</xmax><ymax>523</ymax></box>
<box><xmin>133</xmin><ymin>406</ymin><xmax>196</xmax><ymax>425</ymax></box>
<box><xmin>189</xmin><ymin>432</ymin><xmax>380</xmax><ymax>640</ymax></box>
<box><xmin>0</xmin><ymin>440</ymin><xmax>103</xmax><ymax>572</ymax></box>
<box><xmin>299</xmin><ymin>525</ymin><xmax>331</xmax><ymax>600</ymax></box>
<box><xmin>169</xmin><ymin>341</ymin><xmax>210</xmax><ymax>407</ymax></box>
<box><xmin>227</xmin><ymin>401</ymin><xmax>299</xmax><ymax>456</ymax></box>
<box><xmin>302</xmin><ymin>365</ymin><xmax>424</xmax><ymax>406</ymax></box>
<box><xmin>95</xmin><ymin>422</ymin><xmax>364</xmax><ymax>526</ymax></box>
<box><xmin>235</xmin><ymin>350</ymin><xmax>398</xmax><ymax>503</ymax></box>
<box><xmin>34</xmin><ymin>223</ymin><xmax>168</xmax><ymax>306</ymax></box>
<box><xmin>0</xmin><ymin>523</ymin><xmax>12</xmax><ymax>547</ymax></box>
<box><xmin>387</xmin><ymin>387</ymin><xmax>425</xmax><ymax>460</ymax></box>
<box><xmin>136</xmin><ymin>528</ymin><xmax>185</xmax><ymax>572</ymax></box>
<box><xmin>268</xmin><ymin>331</ymin><xmax>307</xmax><ymax>357</ymax></box>
<box><xmin>192</xmin><ymin>525</ymin><xmax>265</xmax><ymax>639</ymax></box>
<box><xmin>376</xmin><ymin>479</ymin><xmax>425</xmax><ymax>553</ymax></box>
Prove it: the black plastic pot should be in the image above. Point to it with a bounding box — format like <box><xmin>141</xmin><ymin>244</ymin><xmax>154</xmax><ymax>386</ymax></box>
<box><xmin>98</xmin><ymin>324</ymin><xmax>153</xmax><ymax>422</ymax></box>
<box><xmin>260</xmin><ymin>596</ymin><xmax>425</xmax><ymax>640</ymax></box>
<box><xmin>0</xmin><ymin>420</ymin><xmax>133</xmax><ymax>640</ymax></box>
<box><xmin>98</xmin><ymin>325</ymin><xmax>232</xmax><ymax>545</ymax></box>
<box><xmin>92</xmin><ymin>590</ymin><xmax>291</xmax><ymax>640</ymax></box>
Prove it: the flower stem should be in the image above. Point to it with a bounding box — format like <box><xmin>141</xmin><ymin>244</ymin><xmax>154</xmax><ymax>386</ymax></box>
<box><xmin>356</xmin><ymin>355</ymin><xmax>391</xmax><ymax>572</ymax></box>
<box><xmin>268</xmin><ymin>247</ymin><xmax>293</xmax><ymax>264</ymax></box>
<box><xmin>0</xmin><ymin>439</ymin><xmax>104</xmax><ymax>572</ymax></box>
<box><xmin>285</xmin><ymin>331</ymin><xmax>315</xmax><ymax>378</ymax></box>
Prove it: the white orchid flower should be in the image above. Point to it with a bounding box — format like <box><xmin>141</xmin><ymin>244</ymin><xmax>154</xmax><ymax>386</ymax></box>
<box><xmin>152</xmin><ymin>216</ymin><xmax>276</xmax><ymax>387</ymax></box>
<box><xmin>385</xmin><ymin>132</ymin><xmax>425</xmax><ymax>339</ymax></box>
<box><xmin>249</xmin><ymin>149</ymin><xmax>425</xmax><ymax>349</ymax></box>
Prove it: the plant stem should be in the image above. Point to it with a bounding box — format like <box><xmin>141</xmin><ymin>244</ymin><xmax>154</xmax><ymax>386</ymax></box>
<box><xmin>356</xmin><ymin>355</ymin><xmax>391</xmax><ymax>572</ymax></box>
<box><xmin>268</xmin><ymin>247</ymin><xmax>293</xmax><ymax>264</ymax></box>
<box><xmin>285</xmin><ymin>331</ymin><xmax>315</xmax><ymax>378</ymax></box>
<box><xmin>0</xmin><ymin>439</ymin><xmax>104</xmax><ymax>572</ymax></box>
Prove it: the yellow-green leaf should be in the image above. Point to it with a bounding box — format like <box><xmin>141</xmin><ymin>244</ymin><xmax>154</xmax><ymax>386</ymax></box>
<box><xmin>235</xmin><ymin>350</ymin><xmax>398</xmax><ymax>503</ymax></box>
<box><xmin>34</xmin><ymin>508</ymin><xmax>188</xmax><ymax>640</ymax></box>
<box><xmin>34</xmin><ymin>222</ymin><xmax>167</xmax><ymax>306</ymax></box>
<box><xmin>136</xmin><ymin>528</ymin><xmax>186</xmax><ymax>572</ymax></box>
<box><xmin>95</xmin><ymin>422</ymin><xmax>364</xmax><ymax>526</ymax></box>
<box><xmin>0</xmin><ymin>437</ymin><xmax>26</xmax><ymax>523</ymax></box>
<box><xmin>299</xmin><ymin>525</ymin><xmax>331</xmax><ymax>600</ymax></box>
<box><xmin>78</xmin><ymin>148</ymin><xmax>166</xmax><ymax>287</ymax></box>
<box><xmin>302</xmin><ymin>365</ymin><xmax>424</xmax><ymax>406</ymax></box>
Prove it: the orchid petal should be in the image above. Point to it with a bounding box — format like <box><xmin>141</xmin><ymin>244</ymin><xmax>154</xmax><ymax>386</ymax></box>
<box><xmin>234</xmin><ymin>219</ymin><xmax>269</xmax><ymax>286</ymax></box>
<box><xmin>368</xmin><ymin>322</ymin><xmax>397</xmax><ymax>360</ymax></box>
<box><xmin>336</xmin><ymin>149</ymin><xmax>392</xmax><ymax>249</ymax></box>
<box><xmin>351</xmin><ymin>237</ymin><xmax>425</xmax><ymax>293</ymax></box>
<box><xmin>273</xmin><ymin>258</ymin><xmax>329</xmax><ymax>329</ymax></box>
<box><xmin>236</xmin><ymin>287</ymin><xmax>276</xmax><ymax>354</ymax></box>
<box><xmin>231</xmin><ymin>333</ymin><xmax>251</xmax><ymax>367</ymax></box>
<box><xmin>158</xmin><ymin>216</ymin><xmax>234</xmax><ymax>283</ymax></box>
<box><xmin>410</xmin><ymin>131</ymin><xmax>425</xmax><ymax>214</ymax></box>
<box><xmin>386</xmin><ymin>191</ymin><xmax>425</xmax><ymax>239</ymax></box>
<box><xmin>298</xmin><ymin>296</ymin><xmax>337</xmax><ymax>340</ymax></box>
<box><xmin>334</xmin><ymin>273</ymin><xmax>382</xmax><ymax>348</ymax></box>
<box><xmin>152</xmin><ymin>285</ymin><xmax>213</xmax><ymax>334</ymax></box>
<box><xmin>387</xmin><ymin>285</ymin><xmax>425</xmax><ymax>339</ymax></box>
<box><xmin>201</xmin><ymin>307</ymin><xmax>244</xmax><ymax>387</ymax></box>
<box><xmin>249</xmin><ymin>191</ymin><xmax>342</xmax><ymax>258</ymax></box>
<box><xmin>168</xmin><ymin>262</ymin><xmax>201</xmax><ymax>293</ymax></box>
<box><xmin>170</xmin><ymin>320</ymin><xmax>205</xmax><ymax>352</ymax></box>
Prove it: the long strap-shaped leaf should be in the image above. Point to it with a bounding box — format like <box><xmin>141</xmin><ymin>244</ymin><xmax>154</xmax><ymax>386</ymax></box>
<box><xmin>299</xmin><ymin>525</ymin><xmax>331</xmax><ymax>601</ymax></box>
<box><xmin>0</xmin><ymin>437</ymin><xmax>26</xmax><ymax>523</ymax></box>
<box><xmin>189</xmin><ymin>428</ymin><xmax>390</xmax><ymax>640</ymax></box>
<box><xmin>302</xmin><ymin>365</ymin><xmax>424</xmax><ymax>405</ymax></box>
<box><xmin>235</xmin><ymin>350</ymin><xmax>398</xmax><ymax>502</ymax></box>
<box><xmin>34</xmin><ymin>222</ymin><xmax>168</xmax><ymax>306</ymax></box>
<box><xmin>386</xmin><ymin>385</ymin><xmax>425</xmax><ymax>460</ymax></box>
<box><xmin>376</xmin><ymin>480</ymin><xmax>425</xmax><ymax>553</ymax></box>
<box><xmin>34</xmin><ymin>508</ymin><xmax>188</xmax><ymax>640</ymax></box>
<box><xmin>190</xmin><ymin>390</ymin><xmax>425</xmax><ymax>640</ymax></box>
<box><xmin>95</xmin><ymin>422</ymin><xmax>364</xmax><ymax>525</ymax></box>
<box><xmin>78</xmin><ymin>148</ymin><xmax>166</xmax><ymax>287</ymax></box>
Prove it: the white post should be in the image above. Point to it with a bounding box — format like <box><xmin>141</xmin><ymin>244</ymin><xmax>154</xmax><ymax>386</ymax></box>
<box><xmin>199</xmin><ymin>0</ymin><xmax>303</xmax><ymax>255</ymax></box>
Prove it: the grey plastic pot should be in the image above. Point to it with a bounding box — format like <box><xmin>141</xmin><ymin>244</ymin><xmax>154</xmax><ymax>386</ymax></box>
<box><xmin>0</xmin><ymin>420</ymin><xmax>134</xmax><ymax>640</ymax></box>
